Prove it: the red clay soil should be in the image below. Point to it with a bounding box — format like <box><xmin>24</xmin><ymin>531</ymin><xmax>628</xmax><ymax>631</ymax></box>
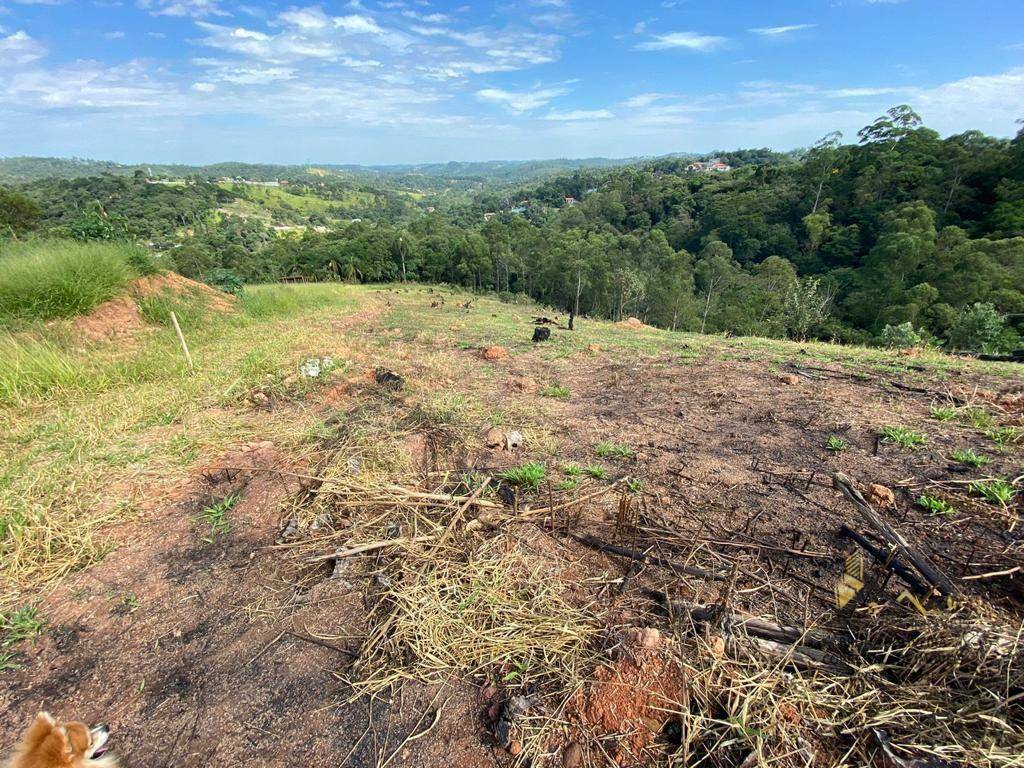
<box><xmin>72</xmin><ymin>297</ymin><xmax>147</xmax><ymax>342</ymax></box>
<box><xmin>565</xmin><ymin>645</ymin><xmax>686</xmax><ymax>765</ymax></box>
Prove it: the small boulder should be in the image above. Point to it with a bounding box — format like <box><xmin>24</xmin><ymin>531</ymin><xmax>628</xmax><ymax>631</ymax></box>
<box><xmin>532</xmin><ymin>327</ymin><xmax>551</xmax><ymax>343</ymax></box>
<box><xmin>484</xmin><ymin>427</ymin><xmax>505</xmax><ymax>449</ymax></box>
<box><xmin>562</xmin><ymin>744</ymin><xmax>583</xmax><ymax>768</ymax></box>
<box><xmin>779</xmin><ymin>374</ymin><xmax>802</xmax><ymax>386</ymax></box>
<box><xmin>586</xmin><ymin>343</ymin><xmax>600</xmax><ymax>354</ymax></box>
<box><xmin>510</xmin><ymin>376</ymin><xmax>538</xmax><ymax>393</ymax></box>
<box><xmin>482</xmin><ymin>345</ymin><xmax>508</xmax><ymax>361</ymax></box>
<box><xmin>867</xmin><ymin>483</ymin><xmax>896</xmax><ymax>508</ymax></box>
<box><xmin>505</xmin><ymin>431</ymin><xmax>525</xmax><ymax>450</ymax></box>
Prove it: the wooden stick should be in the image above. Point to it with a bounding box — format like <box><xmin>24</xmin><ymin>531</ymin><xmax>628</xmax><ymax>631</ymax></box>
<box><xmin>170</xmin><ymin>311</ymin><xmax>194</xmax><ymax>374</ymax></box>
<box><xmin>308</xmin><ymin>535</ymin><xmax>435</xmax><ymax>563</ymax></box>
<box><xmin>571</xmin><ymin>533</ymin><xmax>727</xmax><ymax>581</ymax></box>
<box><xmin>833</xmin><ymin>472</ymin><xmax>958</xmax><ymax>597</ymax></box>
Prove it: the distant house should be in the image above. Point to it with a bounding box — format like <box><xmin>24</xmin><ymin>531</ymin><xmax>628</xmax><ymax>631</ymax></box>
<box><xmin>426</xmin><ymin>206</ymin><xmax>436</xmax><ymax>213</ymax></box>
<box><xmin>564</xmin><ymin>196</ymin><xmax>578</xmax><ymax>206</ymax></box>
<box><xmin>483</xmin><ymin>212</ymin><xmax>497</xmax><ymax>221</ymax></box>
<box><xmin>686</xmin><ymin>158</ymin><xmax>731</xmax><ymax>173</ymax></box>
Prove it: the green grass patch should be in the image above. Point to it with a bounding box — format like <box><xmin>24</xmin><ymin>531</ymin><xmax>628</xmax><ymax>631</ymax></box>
<box><xmin>929</xmin><ymin>405</ymin><xmax>957</xmax><ymax>422</ymax></box>
<box><xmin>985</xmin><ymin>426</ymin><xmax>1022</xmax><ymax>449</ymax></box>
<box><xmin>584</xmin><ymin>465</ymin><xmax>606</xmax><ymax>479</ymax></box>
<box><xmin>916</xmin><ymin>495</ymin><xmax>955</xmax><ymax>516</ymax></box>
<box><xmin>595</xmin><ymin>441</ymin><xmax>635</xmax><ymax>459</ymax></box>
<box><xmin>969</xmin><ymin>479</ymin><xmax>1017</xmax><ymax>506</ymax></box>
<box><xmin>540</xmin><ymin>383</ymin><xmax>571</xmax><ymax>399</ymax></box>
<box><xmin>0</xmin><ymin>240</ymin><xmax>142</xmax><ymax>323</ymax></box>
<box><xmin>880</xmin><ymin>426</ymin><xmax>926</xmax><ymax>449</ymax></box>
<box><xmin>957</xmin><ymin>406</ymin><xmax>994</xmax><ymax>430</ymax></box>
<box><xmin>501</xmin><ymin>462</ymin><xmax>547</xmax><ymax>491</ymax></box>
<box><xmin>825</xmin><ymin>435</ymin><xmax>848</xmax><ymax>453</ymax></box>
<box><xmin>951</xmin><ymin>448</ymin><xmax>988</xmax><ymax>468</ymax></box>
<box><xmin>199</xmin><ymin>493</ymin><xmax>239</xmax><ymax>543</ymax></box>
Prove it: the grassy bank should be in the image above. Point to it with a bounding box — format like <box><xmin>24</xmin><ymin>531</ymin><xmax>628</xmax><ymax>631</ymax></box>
<box><xmin>0</xmin><ymin>240</ymin><xmax>153</xmax><ymax>324</ymax></box>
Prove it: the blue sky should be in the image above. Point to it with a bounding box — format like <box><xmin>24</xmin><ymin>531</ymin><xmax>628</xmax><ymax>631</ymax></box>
<box><xmin>0</xmin><ymin>0</ymin><xmax>1021</xmax><ymax>164</ymax></box>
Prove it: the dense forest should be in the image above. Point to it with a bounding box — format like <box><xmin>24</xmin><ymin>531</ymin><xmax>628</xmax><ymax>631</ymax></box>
<box><xmin>1</xmin><ymin>107</ymin><xmax>1022</xmax><ymax>351</ymax></box>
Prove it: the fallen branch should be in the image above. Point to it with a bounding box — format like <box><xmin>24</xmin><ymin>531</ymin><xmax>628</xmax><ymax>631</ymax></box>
<box><xmin>833</xmin><ymin>473</ymin><xmax>958</xmax><ymax>597</ymax></box>
<box><xmin>838</xmin><ymin>524</ymin><xmax>930</xmax><ymax>596</ymax></box>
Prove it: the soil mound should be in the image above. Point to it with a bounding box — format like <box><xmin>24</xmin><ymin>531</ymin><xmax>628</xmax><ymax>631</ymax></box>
<box><xmin>615</xmin><ymin>317</ymin><xmax>650</xmax><ymax>330</ymax></box>
<box><xmin>130</xmin><ymin>272</ymin><xmax>237</xmax><ymax>313</ymax></box>
<box><xmin>73</xmin><ymin>296</ymin><xmax>146</xmax><ymax>341</ymax></box>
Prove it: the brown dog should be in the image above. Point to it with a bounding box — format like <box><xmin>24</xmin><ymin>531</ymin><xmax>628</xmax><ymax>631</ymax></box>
<box><xmin>6</xmin><ymin>713</ymin><xmax>118</xmax><ymax>768</ymax></box>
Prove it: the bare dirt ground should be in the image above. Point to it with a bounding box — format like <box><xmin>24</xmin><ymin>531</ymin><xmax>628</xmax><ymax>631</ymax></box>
<box><xmin>3</xmin><ymin>289</ymin><xmax>1022</xmax><ymax>767</ymax></box>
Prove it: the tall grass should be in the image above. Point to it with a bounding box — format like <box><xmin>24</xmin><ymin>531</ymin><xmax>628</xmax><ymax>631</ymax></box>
<box><xmin>0</xmin><ymin>240</ymin><xmax>141</xmax><ymax>324</ymax></box>
<box><xmin>240</xmin><ymin>283</ymin><xmax>354</xmax><ymax>318</ymax></box>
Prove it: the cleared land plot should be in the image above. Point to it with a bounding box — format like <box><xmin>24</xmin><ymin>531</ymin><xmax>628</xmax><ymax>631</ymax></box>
<box><xmin>1</xmin><ymin>285</ymin><xmax>1021</xmax><ymax>767</ymax></box>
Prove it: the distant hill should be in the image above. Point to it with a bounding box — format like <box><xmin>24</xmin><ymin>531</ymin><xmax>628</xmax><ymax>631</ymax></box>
<box><xmin>0</xmin><ymin>155</ymin><xmax>697</xmax><ymax>186</ymax></box>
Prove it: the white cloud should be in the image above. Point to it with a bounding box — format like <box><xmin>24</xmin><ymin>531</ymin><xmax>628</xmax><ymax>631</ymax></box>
<box><xmin>543</xmin><ymin>109</ymin><xmax>613</xmax><ymax>121</ymax></box>
<box><xmin>621</xmin><ymin>92</ymin><xmax>668</xmax><ymax>109</ymax></box>
<box><xmin>749</xmin><ymin>24</ymin><xmax>816</xmax><ymax>37</ymax></box>
<box><xmin>636</xmin><ymin>32</ymin><xmax>727</xmax><ymax>52</ymax></box>
<box><xmin>138</xmin><ymin>0</ymin><xmax>228</xmax><ymax>18</ymax></box>
<box><xmin>0</xmin><ymin>30</ymin><xmax>46</xmax><ymax>67</ymax></box>
<box><xmin>476</xmin><ymin>85</ymin><xmax>569</xmax><ymax>113</ymax></box>
<box><xmin>104</xmin><ymin>31</ymin><xmax>126</xmax><ymax>40</ymax></box>
<box><xmin>191</xmin><ymin>81</ymin><xmax>215</xmax><ymax>92</ymax></box>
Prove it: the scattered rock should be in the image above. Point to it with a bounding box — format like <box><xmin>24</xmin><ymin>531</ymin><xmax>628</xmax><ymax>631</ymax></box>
<box><xmin>867</xmin><ymin>483</ymin><xmax>896</xmax><ymax>508</ymax></box>
<box><xmin>507</xmin><ymin>741</ymin><xmax>523</xmax><ymax>757</ymax></box>
<box><xmin>249</xmin><ymin>391</ymin><xmax>271</xmax><ymax>408</ymax></box>
<box><xmin>780</xmin><ymin>374</ymin><xmax>802</xmax><ymax>386</ymax></box>
<box><xmin>510</xmin><ymin>376</ymin><xmax>538</xmax><ymax>393</ymax></box>
<box><xmin>481</xmin><ymin>345</ymin><xmax>509</xmax><ymax>360</ymax></box>
<box><xmin>625</xmin><ymin>627</ymin><xmax>662</xmax><ymax>650</ymax></box>
<box><xmin>505</xmin><ymin>430</ymin><xmax>525</xmax><ymax>450</ymax></box>
<box><xmin>533</xmin><ymin>327</ymin><xmax>552</xmax><ymax>343</ymax></box>
<box><xmin>484</xmin><ymin>427</ymin><xmax>505</xmax><ymax>449</ymax></box>
<box><xmin>562</xmin><ymin>743</ymin><xmax>583</xmax><ymax>768</ymax></box>
<box><xmin>898</xmin><ymin>347</ymin><xmax>922</xmax><ymax>357</ymax></box>
<box><xmin>586</xmin><ymin>343</ymin><xmax>601</xmax><ymax>353</ymax></box>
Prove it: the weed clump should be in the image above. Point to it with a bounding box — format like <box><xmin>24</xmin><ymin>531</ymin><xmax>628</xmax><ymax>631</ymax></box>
<box><xmin>880</xmin><ymin>426</ymin><xmax>926</xmax><ymax>449</ymax></box>
<box><xmin>595</xmin><ymin>441</ymin><xmax>635</xmax><ymax>459</ymax></box>
<box><xmin>501</xmin><ymin>462</ymin><xmax>547</xmax><ymax>491</ymax></box>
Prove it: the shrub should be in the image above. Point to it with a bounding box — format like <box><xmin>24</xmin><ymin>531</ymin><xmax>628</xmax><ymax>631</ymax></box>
<box><xmin>207</xmin><ymin>268</ymin><xmax>245</xmax><ymax>296</ymax></box>
<box><xmin>946</xmin><ymin>302</ymin><xmax>1005</xmax><ymax>352</ymax></box>
<box><xmin>880</xmin><ymin>322</ymin><xmax>922</xmax><ymax>349</ymax></box>
<box><xmin>0</xmin><ymin>239</ymin><xmax>138</xmax><ymax>323</ymax></box>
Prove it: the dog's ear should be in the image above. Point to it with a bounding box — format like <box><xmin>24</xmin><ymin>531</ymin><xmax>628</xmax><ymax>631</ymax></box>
<box><xmin>21</xmin><ymin>711</ymin><xmax>57</xmax><ymax>748</ymax></box>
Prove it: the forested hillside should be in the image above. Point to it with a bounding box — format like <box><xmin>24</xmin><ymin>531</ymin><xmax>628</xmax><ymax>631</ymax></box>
<box><xmin>1</xmin><ymin>107</ymin><xmax>1022</xmax><ymax>351</ymax></box>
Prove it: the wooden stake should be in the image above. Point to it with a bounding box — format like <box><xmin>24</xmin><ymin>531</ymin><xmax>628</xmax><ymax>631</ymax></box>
<box><xmin>170</xmin><ymin>311</ymin><xmax>194</xmax><ymax>374</ymax></box>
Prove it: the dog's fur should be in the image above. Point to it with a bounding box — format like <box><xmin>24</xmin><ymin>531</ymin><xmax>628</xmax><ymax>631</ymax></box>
<box><xmin>6</xmin><ymin>713</ymin><xmax>118</xmax><ymax>768</ymax></box>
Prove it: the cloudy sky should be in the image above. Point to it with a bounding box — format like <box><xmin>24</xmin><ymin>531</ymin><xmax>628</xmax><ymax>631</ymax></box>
<box><xmin>0</xmin><ymin>0</ymin><xmax>1022</xmax><ymax>164</ymax></box>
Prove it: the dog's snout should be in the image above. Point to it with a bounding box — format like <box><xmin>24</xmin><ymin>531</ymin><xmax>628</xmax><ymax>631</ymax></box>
<box><xmin>91</xmin><ymin>724</ymin><xmax>110</xmax><ymax>736</ymax></box>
